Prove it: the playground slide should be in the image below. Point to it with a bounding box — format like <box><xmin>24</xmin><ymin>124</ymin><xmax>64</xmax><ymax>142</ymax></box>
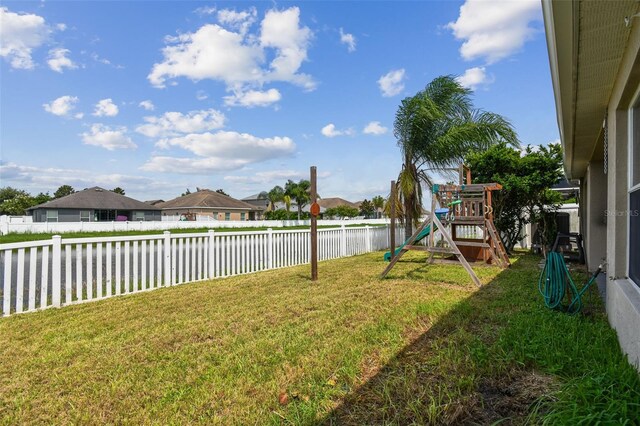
<box><xmin>383</xmin><ymin>224</ymin><xmax>437</xmax><ymax>261</ymax></box>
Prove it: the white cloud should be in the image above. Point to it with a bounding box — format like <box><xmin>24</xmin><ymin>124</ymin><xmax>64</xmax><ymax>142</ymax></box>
<box><xmin>136</xmin><ymin>108</ymin><xmax>226</xmax><ymax>138</ymax></box>
<box><xmin>363</xmin><ymin>121</ymin><xmax>388</xmax><ymax>135</ymax></box>
<box><xmin>142</xmin><ymin>131</ymin><xmax>295</xmax><ymax>174</ymax></box>
<box><xmin>217</xmin><ymin>7</ymin><xmax>257</xmax><ymax>36</ymax></box>
<box><xmin>148</xmin><ymin>24</ymin><xmax>263</xmax><ymax>88</ymax></box>
<box><xmin>194</xmin><ymin>6</ymin><xmax>216</xmax><ymax>16</ymax></box>
<box><xmin>43</xmin><ymin>95</ymin><xmax>80</xmax><ymax>117</ymax></box>
<box><xmin>378</xmin><ymin>69</ymin><xmax>405</xmax><ymax>97</ymax></box>
<box><xmin>194</xmin><ymin>6</ymin><xmax>216</xmax><ymax>15</ymax></box>
<box><xmin>456</xmin><ymin>67</ymin><xmax>494</xmax><ymax>90</ymax></box>
<box><xmin>155</xmin><ymin>131</ymin><xmax>294</xmax><ymax>159</ymax></box>
<box><xmin>224</xmin><ymin>170</ymin><xmax>307</xmax><ymax>184</ymax></box>
<box><xmin>91</xmin><ymin>52</ymin><xmax>110</xmax><ymax>65</ymax></box>
<box><xmin>148</xmin><ymin>7</ymin><xmax>315</xmax><ymax>98</ymax></box>
<box><xmin>0</xmin><ymin>7</ymin><xmax>51</xmax><ymax>69</ymax></box>
<box><xmin>321</xmin><ymin>123</ymin><xmax>354</xmax><ymax>138</ymax></box>
<box><xmin>93</xmin><ymin>98</ymin><xmax>119</xmax><ymax>117</ymax></box>
<box><xmin>139</xmin><ymin>100</ymin><xmax>155</xmax><ymax>111</ymax></box>
<box><xmin>0</xmin><ymin>161</ymin><xmax>183</xmax><ymax>200</ymax></box>
<box><xmin>260</xmin><ymin>7</ymin><xmax>314</xmax><ymax>90</ymax></box>
<box><xmin>339</xmin><ymin>28</ymin><xmax>356</xmax><ymax>52</ymax></box>
<box><xmin>447</xmin><ymin>0</ymin><xmax>541</xmax><ymax>64</ymax></box>
<box><xmin>140</xmin><ymin>156</ymin><xmax>250</xmax><ymax>174</ymax></box>
<box><xmin>81</xmin><ymin>124</ymin><xmax>136</xmax><ymax>150</ymax></box>
<box><xmin>223</xmin><ymin>88</ymin><xmax>281</xmax><ymax>108</ymax></box>
<box><xmin>90</xmin><ymin>52</ymin><xmax>123</xmax><ymax>69</ymax></box>
<box><xmin>196</xmin><ymin>90</ymin><xmax>208</xmax><ymax>101</ymax></box>
<box><xmin>47</xmin><ymin>47</ymin><xmax>77</xmax><ymax>73</ymax></box>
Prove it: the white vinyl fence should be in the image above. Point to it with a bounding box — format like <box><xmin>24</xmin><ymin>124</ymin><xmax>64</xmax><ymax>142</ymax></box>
<box><xmin>0</xmin><ymin>225</ymin><xmax>399</xmax><ymax>317</ymax></box>
<box><xmin>0</xmin><ymin>215</ymin><xmax>392</xmax><ymax>235</ymax></box>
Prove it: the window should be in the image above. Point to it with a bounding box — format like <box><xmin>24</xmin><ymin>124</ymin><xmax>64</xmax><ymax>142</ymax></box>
<box><xmin>241</xmin><ymin>212</ymin><xmax>246</xmax><ymax>221</ymax></box>
<box><xmin>46</xmin><ymin>210</ymin><xmax>58</xmax><ymax>222</ymax></box>
<box><xmin>80</xmin><ymin>210</ymin><xmax>90</xmax><ymax>222</ymax></box>
<box><xmin>134</xmin><ymin>211</ymin><xmax>145</xmax><ymax>221</ymax></box>
<box><xmin>633</xmin><ymin>100</ymin><xmax>640</xmax><ymax>188</ymax></box>
<box><xmin>225</xmin><ymin>212</ymin><xmax>230</xmax><ymax>221</ymax></box>
<box><xmin>630</xmin><ymin>190</ymin><xmax>639</xmax><ymax>286</ymax></box>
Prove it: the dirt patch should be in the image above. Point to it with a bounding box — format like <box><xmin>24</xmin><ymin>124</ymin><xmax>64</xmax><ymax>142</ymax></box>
<box><xmin>464</xmin><ymin>371</ymin><xmax>557</xmax><ymax>425</ymax></box>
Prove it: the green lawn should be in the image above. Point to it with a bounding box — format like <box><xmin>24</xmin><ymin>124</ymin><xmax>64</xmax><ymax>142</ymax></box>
<box><xmin>0</xmin><ymin>252</ymin><xmax>638</xmax><ymax>424</ymax></box>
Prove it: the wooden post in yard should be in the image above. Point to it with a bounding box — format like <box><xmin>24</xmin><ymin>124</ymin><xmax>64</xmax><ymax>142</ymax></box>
<box><xmin>310</xmin><ymin>166</ymin><xmax>319</xmax><ymax>281</ymax></box>
<box><xmin>390</xmin><ymin>180</ymin><xmax>396</xmax><ymax>262</ymax></box>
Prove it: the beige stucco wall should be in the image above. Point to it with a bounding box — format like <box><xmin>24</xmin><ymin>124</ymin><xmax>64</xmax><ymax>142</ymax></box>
<box><xmin>601</xmin><ymin>19</ymin><xmax>640</xmax><ymax>370</ymax></box>
<box><xmin>583</xmin><ymin>162</ymin><xmax>608</xmax><ymax>272</ymax></box>
<box><xmin>162</xmin><ymin>209</ymin><xmax>250</xmax><ymax>221</ymax></box>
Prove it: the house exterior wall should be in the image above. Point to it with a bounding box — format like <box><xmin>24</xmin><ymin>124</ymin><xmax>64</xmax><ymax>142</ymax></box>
<box><xmin>161</xmin><ymin>209</ymin><xmax>250</xmax><ymax>221</ymax></box>
<box><xmin>544</xmin><ymin>0</ymin><xmax>640</xmax><ymax>370</ymax></box>
<box><xmin>31</xmin><ymin>208</ymin><xmax>161</xmax><ymax>222</ymax></box>
<box><xmin>600</xmin><ymin>22</ymin><xmax>640</xmax><ymax>369</ymax></box>
<box><xmin>144</xmin><ymin>211</ymin><xmax>162</xmax><ymax>221</ymax></box>
<box><xmin>583</xmin><ymin>162</ymin><xmax>607</xmax><ymax>271</ymax></box>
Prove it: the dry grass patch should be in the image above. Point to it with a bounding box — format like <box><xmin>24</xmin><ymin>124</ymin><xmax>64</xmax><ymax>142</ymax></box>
<box><xmin>1</xmin><ymin>251</ymin><xmax>639</xmax><ymax>425</ymax></box>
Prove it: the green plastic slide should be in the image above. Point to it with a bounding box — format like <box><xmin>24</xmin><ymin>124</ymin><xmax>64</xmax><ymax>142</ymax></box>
<box><xmin>383</xmin><ymin>224</ymin><xmax>436</xmax><ymax>261</ymax></box>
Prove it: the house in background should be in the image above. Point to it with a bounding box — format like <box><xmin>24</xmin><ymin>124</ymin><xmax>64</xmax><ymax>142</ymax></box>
<box><xmin>317</xmin><ymin>197</ymin><xmax>359</xmax><ymax>211</ymax></box>
<box><xmin>543</xmin><ymin>0</ymin><xmax>640</xmax><ymax>367</ymax></box>
<box><xmin>550</xmin><ymin>178</ymin><xmax>580</xmax><ymax>202</ymax></box>
<box><xmin>241</xmin><ymin>193</ymin><xmax>270</xmax><ymax>218</ymax></box>
<box><xmin>157</xmin><ymin>189</ymin><xmax>261</xmax><ymax>221</ymax></box>
<box><xmin>27</xmin><ymin>187</ymin><xmax>161</xmax><ymax>222</ymax></box>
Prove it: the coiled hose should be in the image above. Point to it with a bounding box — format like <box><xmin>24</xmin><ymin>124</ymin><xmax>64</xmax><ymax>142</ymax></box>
<box><xmin>538</xmin><ymin>252</ymin><xmax>603</xmax><ymax>315</ymax></box>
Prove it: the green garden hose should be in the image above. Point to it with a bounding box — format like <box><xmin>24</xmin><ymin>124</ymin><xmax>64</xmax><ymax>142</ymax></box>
<box><xmin>538</xmin><ymin>252</ymin><xmax>603</xmax><ymax>315</ymax></box>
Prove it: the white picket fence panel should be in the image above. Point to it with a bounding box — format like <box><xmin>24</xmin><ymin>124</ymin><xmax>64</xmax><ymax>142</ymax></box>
<box><xmin>0</xmin><ymin>215</ymin><xmax>392</xmax><ymax>235</ymax></box>
<box><xmin>0</xmin><ymin>225</ymin><xmax>401</xmax><ymax>317</ymax></box>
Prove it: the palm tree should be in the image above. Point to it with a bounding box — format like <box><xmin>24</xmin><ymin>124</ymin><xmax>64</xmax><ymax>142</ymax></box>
<box><xmin>283</xmin><ymin>195</ymin><xmax>292</xmax><ymax>212</ymax></box>
<box><xmin>395</xmin><ymin>75</ymin><xmax>519</xmax><ymax>238</ymax></box>
<box><xmin>267</xmin><ymin>186</ymin><xmax>284</xmax><ymax>211</ymax></box>
<box><xmin>285</xmin><ymin>179</ymin><xmax>311</xmax><ymax>220</ymax></box>
<box><xmin>372</xmin><ymin>195</ymin><xmax>385</xmax><ymax>218</ymax></box>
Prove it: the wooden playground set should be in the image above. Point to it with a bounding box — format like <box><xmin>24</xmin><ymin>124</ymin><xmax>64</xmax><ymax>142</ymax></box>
<box><xmin>381</xmin><ymin>165</ymin><xmax>510</xmax><ymax>286</ymax></box>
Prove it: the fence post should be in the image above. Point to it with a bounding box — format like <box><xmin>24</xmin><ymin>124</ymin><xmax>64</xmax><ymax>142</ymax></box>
<box><xmin>208</xmin><ymin>230</ymin><xmax>215</xmax><ymax>279</ymax></box>
<box><xmin>341</xmin><ymin>224</ymin><xmax>347</xmax><ymax>257</ymax></box>
<box><xmin>365</xmin><ymin>226</ymin><xmax>371</xmax><ymax>252</ymax></box>
<box><xmin>267</xmin><ymin>228</ymin><xmax>273</xmax><ymax>269</ymax></box>
<box><xmin>51</xmin><ymin>235</ymin><xmax>62</xmax><ymax>307</ymax></box>
<box><xmin>164</xmin><ymin>231</ymin><xmax>171</xmax><ymax>286</ymax></box>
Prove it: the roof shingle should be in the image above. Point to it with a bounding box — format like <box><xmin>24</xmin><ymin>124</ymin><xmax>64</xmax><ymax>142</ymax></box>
<box><xmin>27</xmin><ymin>187</ymin><xmax>160</xmax><ymax>211</ymax></box>
<box><xmin>157</xmin><ymin>190</ymin><xmax>261</xmax><ymax>210</ymax></box>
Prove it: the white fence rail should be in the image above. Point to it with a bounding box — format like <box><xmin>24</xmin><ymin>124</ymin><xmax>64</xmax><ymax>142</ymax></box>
<box><xmin>0</xmin><ymin>225</ymin><xmax>400</xmax><ymax>317</ymax></box>
<box><xmin>0</xmin><ymin>215</ymin><xmax>391</xmax><ymax>235</ymax></box>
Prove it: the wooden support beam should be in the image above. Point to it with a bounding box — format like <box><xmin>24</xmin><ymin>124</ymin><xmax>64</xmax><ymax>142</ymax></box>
<box><xmin>431</xmin><ymin>213</ymin><xmax>482</xmax><ymax>287</ymax></box>
<box><xmin>390</xmin><ymin>180</ymin><xmax>396</xmax><ymax>263</ymax></box>
<box><xmin>380</xmin><ymin>214</ymin><xmax>431</xmax><ymax>278</ymax></box>
<box><xmin>310</xmin><ymin>166</ymin><xmax>318</xmax><ymax>281</ymax></box>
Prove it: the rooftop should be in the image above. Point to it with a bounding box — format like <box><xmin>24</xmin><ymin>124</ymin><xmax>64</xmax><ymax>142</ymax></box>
<box><xmin>157</xmin><ymin>189</ymin><xmax>261</xmax><ymax>211</ymax></box>
<box><xmin>27</xmin><ymin>187</ymin><xmax>160</xmax><ymax>211</ymax></box>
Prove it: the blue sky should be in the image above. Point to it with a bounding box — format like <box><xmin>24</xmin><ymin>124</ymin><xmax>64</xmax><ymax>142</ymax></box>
<box><xmin>0</xmin><ymin>0</ymin><xmax>558</xmax><ymax>203</ymax></box>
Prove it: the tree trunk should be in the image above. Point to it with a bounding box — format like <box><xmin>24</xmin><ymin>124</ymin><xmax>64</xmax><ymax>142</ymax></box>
<box><xmin>404</xmin><ymin>198</ymin><xmax>413</xmax><ymax>240</ymax></box>
<box><xmin>298</xmin><ymin>205</ymin><xmax>301</xmax><ymax>221</ymax></box>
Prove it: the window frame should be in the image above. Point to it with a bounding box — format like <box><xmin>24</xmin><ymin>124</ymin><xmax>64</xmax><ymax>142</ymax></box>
<box><xmin>80</xmin><ymin>210</ymin><xmax>91</xmax><ymax>222</ymax></box>
<box><xmin>134</xmin><ymin>211</ymin><xmax>146</xmax><ymax>221</ymax></box>
<box><xmin>225</xmin><ymin>212</ymin><xmax>230</xmax><ymax>221</ymax></box>
<box><xmin>46</xmin><ymin>210</ymin><xmax>58</xmax><ymax>222</ymax></box>
<box><xmin>628</xmin><ymin>87</ymin><xmax>640</xmax><ymax>286</ymax></box>
<box><xmin>241</xmin><ymin>212</ymin><xmax>246</xmax><ymax>221</ymax></box>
